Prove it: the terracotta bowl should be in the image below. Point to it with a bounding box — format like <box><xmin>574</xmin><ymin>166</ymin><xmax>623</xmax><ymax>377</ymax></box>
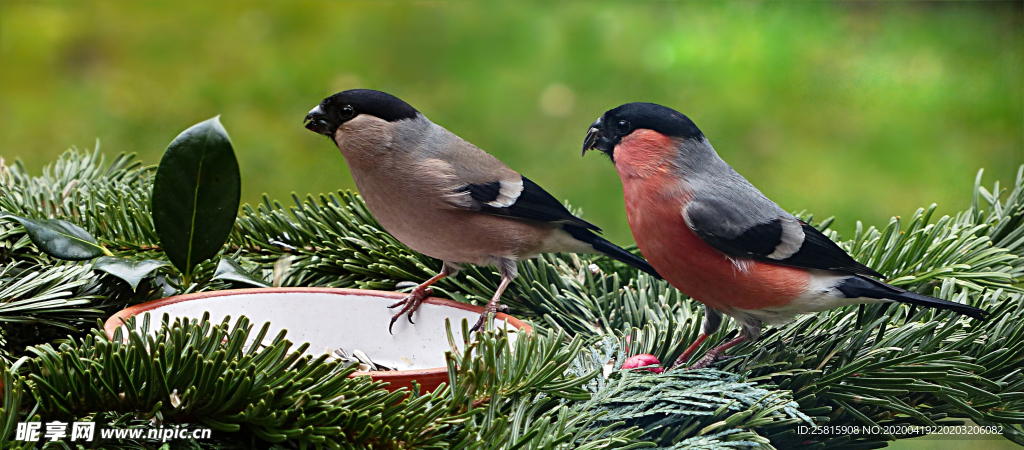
<box><xmin>103</xmin><ymin>288</ymin><xmax>532</xmax><ymax>392</ymax></box>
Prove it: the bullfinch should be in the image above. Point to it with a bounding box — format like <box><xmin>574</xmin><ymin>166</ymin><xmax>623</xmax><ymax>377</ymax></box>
<box><xmin>304</xmin><ymin>89</ymin><xmax>660</xmax><ymax>333</ymax></box>
<box><xmin>582</xmin><ymin>102</ymin><xmax>987</xmax><ymax>369</ymax></box>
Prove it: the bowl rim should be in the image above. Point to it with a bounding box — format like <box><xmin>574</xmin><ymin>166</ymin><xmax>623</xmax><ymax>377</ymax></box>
<box><xmin>103</xmin><ymin>287</ymin><xmax>533</xmax><ymax>383</ymax></box>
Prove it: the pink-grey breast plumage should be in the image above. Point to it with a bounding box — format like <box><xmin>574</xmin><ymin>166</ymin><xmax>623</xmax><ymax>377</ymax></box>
<box><xmin>304</xmin><ymin>89</ymin><xmax>661</xmax><ymax>333</ymax></box>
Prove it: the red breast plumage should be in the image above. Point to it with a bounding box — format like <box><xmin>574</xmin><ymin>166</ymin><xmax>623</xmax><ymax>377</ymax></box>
<box><xmin>615</xmin><ymin>130</ymin><xmax>809</xmax><ymax>312</ymax></box>
<box><xmin>582</xmin><ymin>103</ymin><xmax>986</xmax><ymax>369</ymax></box>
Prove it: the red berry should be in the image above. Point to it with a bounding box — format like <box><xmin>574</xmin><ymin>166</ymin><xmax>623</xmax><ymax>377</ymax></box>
<box><xmin>621</xmin><ymin>354</ymin><xmax>663</xmax><ymax>373</ymax></box>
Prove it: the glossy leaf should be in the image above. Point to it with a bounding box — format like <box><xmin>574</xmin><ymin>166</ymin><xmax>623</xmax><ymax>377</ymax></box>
<box><xmin>151</xmin><ymin>117</ymin><xmax>241</xmax><ymax>280</ymax></box>
<box><xmin>213</xmin><ymin>258</ymin><xmax>269</xmax><ymax>287</ymax></box>
<box><xmin>93</xmin><ymin>256</ymin><xmax>169</xmax><ymax>290</ymax></box>
<box><xmin>0</xmin><ymin>213</ymin><xmax>111</xmax><ymax>260</ymax></box>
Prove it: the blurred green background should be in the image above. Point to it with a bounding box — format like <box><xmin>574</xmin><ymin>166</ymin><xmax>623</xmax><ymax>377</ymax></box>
<box><xmin>1</xmin><ymin>1</ymin><xmax>1022</xmax><ymax>247</ymax></box>
<box><xmin>0</xmin><ymin>2</ymin><xmax>1021</xmax><ymax>448</ymax></box>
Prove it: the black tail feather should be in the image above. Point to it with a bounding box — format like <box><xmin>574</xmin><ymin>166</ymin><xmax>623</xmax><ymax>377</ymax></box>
<box><xmin>563</xmin><ymin>226</ymin><xmax>662</xmax><ymax>278</ymax></box>
<box><xmin>837</xmin><ymin>275</ymin><xmax>987</xmax><ymax>321</ymax></box>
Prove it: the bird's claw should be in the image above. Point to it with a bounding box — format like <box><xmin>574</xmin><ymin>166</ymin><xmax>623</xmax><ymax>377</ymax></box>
<box><xmin>684</xmin><ymin>350</ymin><xmax>722</xmax><ymax>370</ymax></box>
<box><xmin>388</xmin><ymin>287</ymin><xmax>433</xmax><ymax>309</ymax></box>
<box><xmin>388</xmin><ymin>287</ymin><xmax>433</xmax><ymax>334</ymax></box>
<box><xmin>469</xmin><ymin>302</ymin><xmax>503</xmax><ymax>333</ymax></box>
<box><xmin>388</xmin><ymin>314</ymin><xmax>402</xmax><ymax>336</ymax></box>
<box><xmin>470</xmin><ymin>314</ymin><xmax>487</xmax><ymax>333</ymax></box>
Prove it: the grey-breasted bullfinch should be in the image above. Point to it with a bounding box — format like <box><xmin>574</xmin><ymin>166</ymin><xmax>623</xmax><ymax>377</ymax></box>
<box><xmin>582</xmin><ymin>102</ymin><xmax>987</xmax><ymax>369</ymax></box>
<box><xmin>304</xmin><ymin>89</ymin><xmax>660</xmax><ymax>333</ymax></box>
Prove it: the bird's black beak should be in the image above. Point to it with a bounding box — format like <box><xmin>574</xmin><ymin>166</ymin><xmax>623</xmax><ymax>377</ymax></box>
<box><xmin>303</xmin><ymin>104</ymin><xmax>334</xmax><ymax>136</ymax></box>
<box><xmin>582</xmin><ymin>117</ymin><xmax>614</xmax><ymax>157</ymax></box>
<box><xmin>582</xmin><ymin>128</ymin><xmax>602</xmax><ymax>156</ymax></box>
<box><xmin>582</xmin><ymin>117</ymin><xmax>604</xmax><ymax>156</ymax></box>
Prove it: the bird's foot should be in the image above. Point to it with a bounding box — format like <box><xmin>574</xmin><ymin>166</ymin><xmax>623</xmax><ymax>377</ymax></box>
<box><xmin>681</xmin><ymin>335</ymin><xmax>746</xmax><ymax>370</ymax></box>
<box><xmin>684</xmin><ymin>349</ymin><xmax>722</xmax><ymax>370</ymax></box>
<box><xmin>388</xmin><ymin>286</ymin><xmax>434</xmax><ymax>334</ymax></box>
<box><xmin>470</xmin><ymin>302</ymin><xmax>506</xmax><ymax>333</ymax></box>
<box><xmin>671</xmin><ymin>334</ymin><xmax>709</xmax><ymax>369</ymax></box>
<box><xmin>470</xmin><ymin>314</ymin><xmax>487</xmax><ymax>333</ymax></box>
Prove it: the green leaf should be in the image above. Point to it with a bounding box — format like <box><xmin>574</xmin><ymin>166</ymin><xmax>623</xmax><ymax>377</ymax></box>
<box><xmin>152</xmin><ymin>117</ymin><xmax>241</xmax><ymax>280</ymax></box>
<box><xmin>93</xmin><ymin>256</ymin><xmax>169</xmax><ymax>290</ymax></box>
<box><xmin>0</xmin><ymin>213</ymin><xmax>111</xmax><ymax>260</ymax></box>
<box><xmin>214</xmin><ymin>258</ymin><xmax>269</xmax><ymax>287</ymax></box>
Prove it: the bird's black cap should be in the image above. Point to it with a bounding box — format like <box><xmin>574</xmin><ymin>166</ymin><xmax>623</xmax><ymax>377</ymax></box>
<box><xmin>582</xmin><ymin>102</ymin><xmax>703</xmax><ymax>158</ymax></box>
<box><xmin>304</xmin><ymin>89</ymin><xmax>419</xmax><ymax>136</ymax></box>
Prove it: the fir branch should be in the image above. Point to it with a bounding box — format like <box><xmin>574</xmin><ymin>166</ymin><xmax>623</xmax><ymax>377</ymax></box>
<box><xmin>3</xmin><ymin>149</ymin><xmax>1024</xmax><ymax>448</ymax></box>
<box><xmin>440</xmin><ymin>322</ymin><xmax>651</xmax><ymax>450</ymax></box>
<box><xmin>0</xmin><ymin>147</ymin><xmax>157</xmax><ymax>253</ymax></box>
<box><xmin>0</xmin><ymin>263</ymin><xmax>100</xmax><ymax>330</ymax></box>
<box><xmin>23</xmin><ymin>313</ymin><xmax>454</xmax><ymax>449</ymax></box>
<box><xmin>0</xmin><ymin>261</ymin><xmax>128</xmax><ymax>365</ymax></box>
<box><xmin>579</xmin><ymin>370</ymin><xmax>807</xmax><ymax>448</ymax></box>
<box><xmin>1</xmin><ymin>357</ymin><xmax>38</xmax><ymax>450</ymax></box>
<box><xmin>716</xmin><ymin>283</ymin><xmax>1024</xmax><ymax>448</ymax></box>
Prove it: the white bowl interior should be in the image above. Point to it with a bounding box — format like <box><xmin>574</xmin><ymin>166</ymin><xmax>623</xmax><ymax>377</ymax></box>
<box><xmin>120</xmin><ymin>291</ymin><xmax>515</xmax><ymax>371</ymax></box>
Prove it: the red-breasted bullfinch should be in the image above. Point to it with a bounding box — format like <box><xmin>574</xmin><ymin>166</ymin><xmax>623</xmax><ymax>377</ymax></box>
<box><xmin>582</xmin><ymin>102</ymin><xmax>987</xmax><ymax>369</ymax></box>
<box><xmin>304</xmin><ymin>90</ymin><xmax>660</xmax><ymax>333</ymax></box>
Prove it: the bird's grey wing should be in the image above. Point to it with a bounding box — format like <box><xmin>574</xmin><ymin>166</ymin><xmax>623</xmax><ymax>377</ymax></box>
<box><xmin>459</xmin><ymin>176</ymin><xmax>600</xmax><ymax>231</ymax></box>
<box><xmin>683</xmin><ymin>197</ymin><xmax>882</xmax><ymax>277</ymax></box>
<box><xmin>424</xmin><ymin>127</ymin><xmax>601</xmax><ymax>232</ymax></box>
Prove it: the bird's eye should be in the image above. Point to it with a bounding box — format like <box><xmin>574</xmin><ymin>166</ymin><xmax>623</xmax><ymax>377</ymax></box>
<box><xmin>615</xmin><ymin>120</ymin><xmax>631</xmax><ymax>134</ymax></box>
<box><xmin>340</xmin><ymin>105</ymin><xmax>355</xmax><ymax>120</ymax></box>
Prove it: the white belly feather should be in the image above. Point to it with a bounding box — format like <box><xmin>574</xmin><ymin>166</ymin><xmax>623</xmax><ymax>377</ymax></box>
<box><xmin>730</xmin><ymin>271</ymin><xmax>892</xmax><ymax>326</ymax></box>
